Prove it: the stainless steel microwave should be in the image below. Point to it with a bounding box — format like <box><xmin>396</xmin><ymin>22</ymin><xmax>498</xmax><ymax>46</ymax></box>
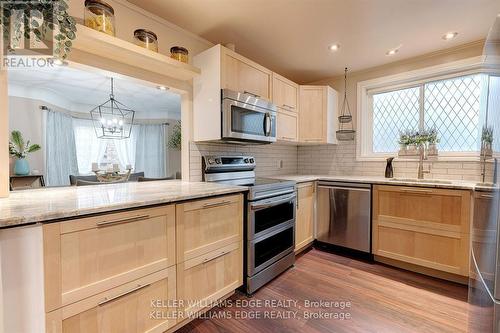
<box><xmin>221</xmin><ymin>89</ymin><xmax>277</xmax><ymax>144</ymax></box>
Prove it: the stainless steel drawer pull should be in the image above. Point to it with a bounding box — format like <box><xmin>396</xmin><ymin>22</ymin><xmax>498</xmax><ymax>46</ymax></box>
<box><xmin>400</xmin><ymin>189</ymin><xmax>433</xmax><ymax>194</ymax></box>
<box><xmin>203</xmin><ymin>200</ymin><xmax>232</xmax><ymax>209</ymax></box>
<box><xmin>282</xmin><ymin>104</ymin><xmax>295</xmax><ymax>109</ymax></box>
<box><xmin>203</xmin><ymin>251</ymin><xmax>227</xmax><ymax>264</ymax></box>
<box><xmin>479</xmin><ymin>194</ymin><xmax>495</xmax><ymax>199</ymax></box>
<box><xmin>96</xmin><ymin>215</ymin><xmax>150</xmax><ymax>228</ymax></box>
<box><xmin>98</xmin><ymin>283</ymin><xmax>150</xmax><ymax>306</ymax></box>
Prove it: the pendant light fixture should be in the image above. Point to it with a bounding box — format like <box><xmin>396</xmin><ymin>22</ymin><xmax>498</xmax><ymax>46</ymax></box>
<box><xmin>90</xmin><ymin>78</ymin><xmax>135</xmax><ymax>139</ymax></box>
<box><xmin>336</xmin><ymin>67</ymin><xmax>356</xmax><ymax>141</ymax></box>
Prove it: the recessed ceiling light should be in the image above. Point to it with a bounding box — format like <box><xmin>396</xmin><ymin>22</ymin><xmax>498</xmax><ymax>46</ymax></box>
<box><xmin>329</xmin><ymin>44</ymin><xmax>340</xmax><ymax>51</ymax></box>
<box><xmin>442</xmin><ymin>32</ymin><xmax>458</xmax><ymax>40</ymax></box>
<box><xmin>386</xmin><ymin>47</ymin><xmax>400</xmax><ymax>56</ymax></box>
<box><xmin>157</xmin><ymin>86</ymin><xmax>169</xmax><ymax>91</ymax></box>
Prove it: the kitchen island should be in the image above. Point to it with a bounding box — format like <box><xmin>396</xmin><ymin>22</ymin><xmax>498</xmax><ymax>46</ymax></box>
<box><xmin>0</xmin><ymin>180</ymin><xmax>247</xmax><ymax>333</ymax></box>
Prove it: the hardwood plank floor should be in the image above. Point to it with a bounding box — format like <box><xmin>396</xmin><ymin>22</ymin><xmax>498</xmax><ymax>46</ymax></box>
<box><xmin>176</xmin><ymin>248</ymin><xmax>469</xmax><ymax>333</ymax></box>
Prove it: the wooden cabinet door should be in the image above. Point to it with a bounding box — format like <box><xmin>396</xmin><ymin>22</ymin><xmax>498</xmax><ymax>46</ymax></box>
<box><xmin>177</xmin><ymin>242</ymin><xmax>242</xmax><ymax>316</ymax></box>
<box><xmin>372</xmin><ymin>185</ymin><xmax>471</xmax><ymax>276</ymax></box>
<box><xmin>223</xmin><ymin>52</ymin><xmax>271</xmax><ymax>100</ymax></box>
<box><xmin>273</xmin><ymin>74</ymin><xmax>298</xmax><ymax>112</ymax></box>
<box><xmin>295</xmin><ymin>182</ymin><xmax>315</xmax><ymax>252</ymax></box>
<box><xmin>46</xmin><ymin>268</ymin><xmax>177</xmax><ymax>333</ymax></box>
<box><xmin>43</xmin><ymin>205</ymin><xmax>176</xmax><ymax>311</ymax></box>
<box><xmin>176</xmin><ymin>194</ymin><xmax>243</xmax><ymax>263</ymax></box>
<box><xmin>277</xmin><ymin>109</ymin><xmax>298</xmax><ymax>142</ymax></box>
<box><xmin>299</xmin><ymin>86</ymin><xmax>326</xmax><ymax>142</ymax></box>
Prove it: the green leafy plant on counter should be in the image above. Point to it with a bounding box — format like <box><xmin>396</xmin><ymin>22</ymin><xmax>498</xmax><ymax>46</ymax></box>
<box><xmin>9</xmin><ymin>130</ymin><xmax>41</xmax><ymax>158</ymax></box>
<box><xmin>482</xmin><ymin>126</ymin><xmax>494</xmax><ymax>144</ymax></box>
<box><xmin>168</xmin><ymin>121</ymin><xmax>181</xmax><ymax>150</ymax></box>
<box><xmin>0</xmin><ymin>0</ymin><xmax>77</xmax><ymax>59</ymax></box>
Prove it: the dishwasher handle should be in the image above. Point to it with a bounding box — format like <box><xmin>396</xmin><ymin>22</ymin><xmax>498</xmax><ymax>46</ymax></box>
<box><xmin>317</xmin><ymin>181</ymin><xmax>372</xmax><ymax>190</ymax></box>
<box><xmin>318</xmin><ymin>185</ymin><xmax>371</xmax><ymax>193</ymax></box>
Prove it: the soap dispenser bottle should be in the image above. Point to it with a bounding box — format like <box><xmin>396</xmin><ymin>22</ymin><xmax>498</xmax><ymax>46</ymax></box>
<box><xmin>385</xmin><ymin>157</ymin><xmax>394</xmax><ymax>178</ymax></box>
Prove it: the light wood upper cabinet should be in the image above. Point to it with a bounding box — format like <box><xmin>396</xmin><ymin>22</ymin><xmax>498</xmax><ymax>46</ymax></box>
<box><xmin>273</xmin><ymin>73</ymin><xmax>298</xmax><ymax>112</ymax></box>
<box><xmin>277</xmin><ymin>109</ymin><xmax>299</xmax><ymax>142</ymax></box>
<box><xmin>299</xmin><ymin>85</ymin><xmax>338</xmax><ymax>144</ymax></box>
<box><xmin>43</xmin><ymin>205</ymin><xmax>176</xmax><ymax>311</ymax></box>
<box><xmin>372</xmin><ymin>185</ymin><xmax>471</xmax><ymax>276</ymax></box>
<box><xmin>176</xmin><ymin>194</ymin><xmax>244</xmax><ymax>263</ymax></box>
<box><xmin>223</xmin><ymin>50</ymin><xmax>272</xmax><ymax>100</ymax></box>
<box><xmin>295</xmin><ymin>182</ymin><xmax>315</xmax><ymax>253</ymax></box>
<box><xmin>46</xmin><ymin>267</ymin><xmax>177</xmax><ymax>333</ymax></box>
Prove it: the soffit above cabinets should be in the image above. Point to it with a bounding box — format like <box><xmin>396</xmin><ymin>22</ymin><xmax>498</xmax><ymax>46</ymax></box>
<box><xmin>128</xmin><ymin>0</ymin><xmax>500</xmax><ymax>83</ymax></box>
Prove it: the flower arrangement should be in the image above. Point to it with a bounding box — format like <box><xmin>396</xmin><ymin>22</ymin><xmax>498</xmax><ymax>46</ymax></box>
<box><xmin>9</xmin><ymin>130</ymin><xmax>41</xmax><ymax>159</ymax></box>
<box><xmin>481</xmin><ymin>126</ymin><xmax>494</xmax><ymax>158</ymax></box>
<box><xmin>398</xmin><ymin>128</ymin><xmax>439</xmax><ymax>157</ymax></box>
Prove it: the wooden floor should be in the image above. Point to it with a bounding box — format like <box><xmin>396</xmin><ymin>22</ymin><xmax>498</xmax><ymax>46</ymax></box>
<box><xmin>176</xmin><ymin>248</ymin><xmax>469</xmax><ymax>333</ymax></box>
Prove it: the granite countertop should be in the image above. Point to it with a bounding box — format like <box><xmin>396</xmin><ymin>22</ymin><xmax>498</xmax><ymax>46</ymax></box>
<box><xmin>271</xmin><ymin>175</ymin><xmax>482</xmax><ymax>190</ymax></box>
<box><xmin>0</xmin><ymin>180</ymin><xmax>248</xmax><ymax>229</ymax></box>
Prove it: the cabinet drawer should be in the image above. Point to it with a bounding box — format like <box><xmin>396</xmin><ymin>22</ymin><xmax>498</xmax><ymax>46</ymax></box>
<box><xmin>43</xmin><ymin>205</ymin><xmax>176</xmax><ymax>311</ymax></box>
<box><xmin>176</xmin><ymin>194</ymin><xmax>243</xmax><ymax>263</ymax></box>
<box><xmin>46</xmin><ymin>267</ymin><xmax>177</xmax><ymax>333</ymax></box>
<box><xmin>277</xmin><ymin>109</ymin><xmax>298</xmax><ymax>142</ymax></box>
<box><xmin>177</xmin><ymin>242</ymin><xmax>243</xmax><ymax>315</ymax></box>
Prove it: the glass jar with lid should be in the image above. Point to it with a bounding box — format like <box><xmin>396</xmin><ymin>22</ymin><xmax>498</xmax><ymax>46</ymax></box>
<box><xmin>170</xmin><ymin>46</ymin><xmax>189</xmax><ymax>63</ymax></box>
<box><xmin>84</xmin><ymin>0</ymin><xmax>115</xmax><ymax>36</ymax></box>
<box><xmin>134</xmin><ymin>29</ymin><xmax>158</xmax><ymax>53</ymax></box>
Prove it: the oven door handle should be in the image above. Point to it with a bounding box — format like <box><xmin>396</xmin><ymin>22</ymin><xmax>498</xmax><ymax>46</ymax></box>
<box><xmin>250</xmin><ymin>193</ymin><xmax>296</xmax><ymax>210</ymax></box>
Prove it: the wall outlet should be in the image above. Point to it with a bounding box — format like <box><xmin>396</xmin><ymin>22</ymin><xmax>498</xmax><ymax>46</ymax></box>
<box><xmin>277</xmin><ymin>160</ymin><xmax>283</xmax><ymax>169</ymax></box>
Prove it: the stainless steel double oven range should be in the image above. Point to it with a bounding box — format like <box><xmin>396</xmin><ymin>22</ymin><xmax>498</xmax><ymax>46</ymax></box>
<box><xmin>203</xmin><ymin>155</ymin><xmax>296</xmax><ymax>294</ymax></box>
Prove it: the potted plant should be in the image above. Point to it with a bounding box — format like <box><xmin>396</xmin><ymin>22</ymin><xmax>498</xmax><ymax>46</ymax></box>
<box><xmin>481</xmin><ymin>126</ymin><xmax>494</xmax><ymax>158</ymax></box>
<box><xmin>168</xmin><ymin>121</ymin><xmax>182</xmax><ymax>150</ymax></box>
<box><xmin>406</xmin><ymin>130</ymin><xmax>418</xmax><ymax>155</ymax></box>
<box><xmin>398</xmin><ymin>131</ymin><xmax>410</xmax><ymax>156</ymax></box>
<box><xmin>9</xmin><ymin>130</ymin><xmax>41</xmax><ymax>176</ymax></box>
<box><xmin>427</xmin><ymin>128</ymin><xmax>439</xmax><ymax>156</ymax></box>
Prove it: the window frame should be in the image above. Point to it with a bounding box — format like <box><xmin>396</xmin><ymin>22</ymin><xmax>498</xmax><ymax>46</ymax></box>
<box><xmin>357</xmin><ymin>55</ymin><xmax>496</xmax><ymax>161</ymax></box>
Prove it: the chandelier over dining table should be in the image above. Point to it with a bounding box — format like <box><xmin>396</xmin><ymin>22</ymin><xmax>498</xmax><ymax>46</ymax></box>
<box><xmin>90</xmin><ymin>77</ymin><xmax>135</xmax><ymax>139</ymax></box>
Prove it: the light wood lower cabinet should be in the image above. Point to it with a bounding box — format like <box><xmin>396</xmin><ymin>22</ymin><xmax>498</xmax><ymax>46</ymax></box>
<box><xmin>176</xmin><ymin>194</ymin><xmax>243</xmax><ymax>263</ymax></box>
<box><xmin>43</xmin><ymin>205</ymin><xmax>176</xmax><ymax>311</ymax></box>
<box><xmin>295</xmin><ymin>182</ymin><xmax>315</xmax><ymax>252</ymax></box>
<box><xmin>177</xmin><ymin>242</ymin><xmax>243</xmax><ymax>316</ymax></box>
<box><xmin>372</xmin><ymin>185</ymin><xmax>471</xmax><ymax>276</ymax></box>
<box><xmin>46</xmin><ymin>267</ymin><xmax>177</xmax><ymax>333</ymax></box>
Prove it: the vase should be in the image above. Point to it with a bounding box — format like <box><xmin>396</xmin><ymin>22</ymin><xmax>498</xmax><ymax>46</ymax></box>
<box><xmin>14</xmin><ymin>158</ymin><xmax>30</xmax><ymax>176</ymax></box>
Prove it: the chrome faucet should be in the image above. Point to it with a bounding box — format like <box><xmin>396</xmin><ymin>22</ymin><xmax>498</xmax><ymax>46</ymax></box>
<box><xmin>417</xmin><ymin>144</ymin><xmax>431</xmax><ymax>179</ymax></box>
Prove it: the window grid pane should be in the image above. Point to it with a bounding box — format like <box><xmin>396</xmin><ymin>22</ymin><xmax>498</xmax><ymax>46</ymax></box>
<box><xmin>424</xmin><ymin>75</ymin><xmax>482</xmax><ymax>152</ymax></box>
<box><xmin>372</xmin><ymin>87</ymin><xmax>420</xmax><ymax>153</ymax></box>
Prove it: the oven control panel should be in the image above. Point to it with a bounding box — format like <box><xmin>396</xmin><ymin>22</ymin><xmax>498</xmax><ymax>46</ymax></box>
<box><xmin>203</xmin><ymin>155</ymin><xmax>256</xmax><ymax>172</ymax></box>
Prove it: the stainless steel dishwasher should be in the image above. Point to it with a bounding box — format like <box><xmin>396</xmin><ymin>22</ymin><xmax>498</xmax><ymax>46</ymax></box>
<box><xmin>316</xmin><ymin>181</ymin><xmax>372</xmax><ymax>253</ymax></box>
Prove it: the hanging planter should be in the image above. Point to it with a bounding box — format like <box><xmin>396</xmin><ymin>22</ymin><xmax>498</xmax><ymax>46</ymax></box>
<box><xmin>336</xmin><ymin>67</ymin><xmax>356</xmax><ymax>141</ymax></box>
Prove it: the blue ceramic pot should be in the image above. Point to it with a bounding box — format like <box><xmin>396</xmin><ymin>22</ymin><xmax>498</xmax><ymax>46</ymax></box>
<box><xmin>14</xmin><ymin>158</ymin><xmax>30</xmax><ymax>176</ymax></box>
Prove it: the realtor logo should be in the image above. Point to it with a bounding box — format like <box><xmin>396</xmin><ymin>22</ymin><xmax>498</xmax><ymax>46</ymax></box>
<box><xmin>1</xmin><ymin>0</ymin><xmax>76</xmax><ymax>69</ymax></box>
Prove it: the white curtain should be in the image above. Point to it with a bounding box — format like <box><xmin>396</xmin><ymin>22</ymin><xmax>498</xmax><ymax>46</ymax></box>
<box><xmin>73</xmin><ymin>118</ymin><xmax>107</xmax><ymax>174</ymax></box>
<box><xmin>134</xmin><ymin>124</ymin><xmax>166</xmax><ymax>178</ymax></box>
<box><xmin>113</xmin><ymin>127</ymin><xmax>138</xmax><ymax>171</ymax></box>
<box><xmin>45</xmin><ymin>111</ymin><xmax>79</xmax><ymax>186</ymax></box>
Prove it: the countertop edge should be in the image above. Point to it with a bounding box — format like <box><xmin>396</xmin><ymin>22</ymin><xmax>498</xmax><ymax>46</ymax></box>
<box><xmin>0</xmin><ymin>186</ymin><xmax>247</xmax><ymax>229</ymax></box>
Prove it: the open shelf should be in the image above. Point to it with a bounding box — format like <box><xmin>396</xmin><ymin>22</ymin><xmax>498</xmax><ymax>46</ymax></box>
<box><xmin>72</xmin><ymin>24</ymin><xmax>201</xmax><ymax>81</ymax></box>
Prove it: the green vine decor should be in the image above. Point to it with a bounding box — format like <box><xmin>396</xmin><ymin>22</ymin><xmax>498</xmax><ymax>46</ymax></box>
<box><xmin>168</xmin><ymin>121</ymin><xmax>181</xmax><ymax>150</ymax></box>
<box><xmin>1</xmin><ymin>0</ymin><xmax>76</xmax><ymax>59</ymax></box>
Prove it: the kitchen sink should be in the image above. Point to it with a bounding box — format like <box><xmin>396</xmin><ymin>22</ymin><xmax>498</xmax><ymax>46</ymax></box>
<box><xmin>389</xmin><ymin>178</ymin><xmax>453</xmax><ymax>185</ymax></box>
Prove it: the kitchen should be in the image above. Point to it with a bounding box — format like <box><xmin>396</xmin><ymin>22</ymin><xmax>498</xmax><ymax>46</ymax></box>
<box><xmin>0</xmin><ymin>1</ymin><xmax>499</xmax><ymax>332</ymax></box>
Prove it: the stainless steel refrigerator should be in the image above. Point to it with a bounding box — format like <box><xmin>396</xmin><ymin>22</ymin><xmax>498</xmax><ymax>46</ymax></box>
<box><xmin>468</xmin><ymin>14</ymin><xmax>500</xmax><ymax>333</ymax></box>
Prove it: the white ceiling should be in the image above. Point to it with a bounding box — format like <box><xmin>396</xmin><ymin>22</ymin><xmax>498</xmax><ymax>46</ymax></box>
<box><xmin>128</xmin><ymin>0</ymin><xmax>500</xmax><ymax>83</ymax></box>
<box><xmin>8</xmin><ymin>66</ymin><xmax>182</xmax><ymax>119</ymax></box>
